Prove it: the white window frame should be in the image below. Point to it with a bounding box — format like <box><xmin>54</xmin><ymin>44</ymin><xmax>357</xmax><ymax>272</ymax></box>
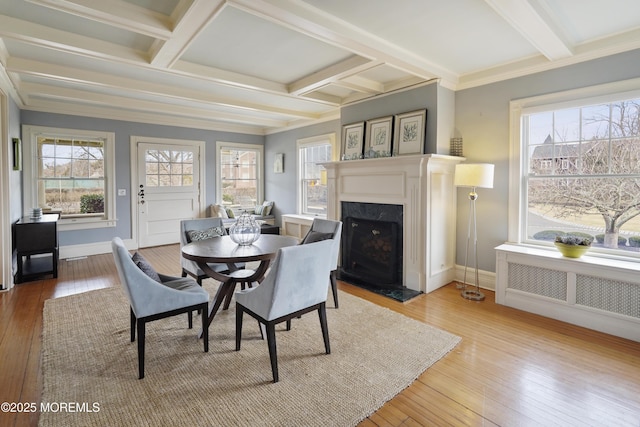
<box><xmin>22</xmin><ymin>125</ymin><xmax>116</xmax><ymax>231</ymax></box>
<box><xmin>296</xmin><ymin>133</ymin><xmax>337</xmax><ymax>217</ymax></box>
<box><xmin>215</xmin><ymin>141</ymin><xmax>263</xmax><ymax>211</ymax></box>
<box><xmin>509</xmin><ymin>77</ymin><xmax>640</xmax><ymax>260</ymax></box>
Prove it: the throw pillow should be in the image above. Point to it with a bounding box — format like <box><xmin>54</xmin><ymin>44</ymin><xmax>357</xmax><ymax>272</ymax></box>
<box><xmin>301</xmin><ymin>231</ymin><xmax>333</xmax><ymax>245</ymax></box>
<box><xmin>262</xmin><ymin>201</ymin><xmax>274</xmax><ymax>216</ymax></box>
<box><xmin>209</xmin><ymin>204</ymin><xmax>228</xmax><ymax>219</ymax></box>
<box><xmin>226</xmin><ymin>208</ymin><xmax>235</xmax><ymax>219</ymax></box>
<box><xmin>186</xmin><ymin>226</ymin><xmax>224</xmax><ymax>242</ymax></box>
<box><xmin>132</xmin><ymin>252</ymin><xmax>162</xmax><ymax>283</ymax></box>
<box><xmin>254</xmin><ymin>204</ymin><xmax>265</xmax><ymax>215</ymax></box>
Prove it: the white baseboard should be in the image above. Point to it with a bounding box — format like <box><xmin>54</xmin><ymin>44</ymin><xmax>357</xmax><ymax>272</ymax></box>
<box><xmin>454</xmin><ymin>264</ymin><xmax>496</xmax><ymax>291</ymax></box>
<box><xmin>60</xmin><ymin>239</ymin><xmax>137</xmax><ymax>259</ymax></box>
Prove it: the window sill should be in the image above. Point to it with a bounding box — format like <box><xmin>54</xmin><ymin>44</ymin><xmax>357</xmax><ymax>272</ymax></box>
<box><xmin>496</xmin><ymin>243</ymin><xmax>640</xmax><ymax>273</ymax></box>
<box><xmin>58</xmin><ymin>218</ymin><xmax>117</xmax><ymax>231</ymax></box>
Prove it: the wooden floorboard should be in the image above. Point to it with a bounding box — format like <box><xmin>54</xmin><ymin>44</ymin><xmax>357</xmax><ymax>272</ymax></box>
<box><xmin>0</xmin><ymin>244</ymin><xmax>639</xmax><ymax>427</ymax></box>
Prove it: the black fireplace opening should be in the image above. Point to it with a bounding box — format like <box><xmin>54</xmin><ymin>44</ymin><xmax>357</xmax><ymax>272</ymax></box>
<box><xmin>342</xmin><ymin>217</ymin><xmax>400</xmax><ymax>287</ymax></box>
<box><xmin>338</xmin><ymin>202</ymin><xmax>404</xmax><ymax>293</ymax></box>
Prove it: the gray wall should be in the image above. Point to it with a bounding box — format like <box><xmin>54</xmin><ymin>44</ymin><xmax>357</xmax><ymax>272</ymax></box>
<box><xmin>264</xmin><ymin>120</ymin><xmax>340</xmax><ymax>224</ymax></box>
<box><xmin>455</xmin><ymin>48</ymin><xmax>640</xmax><ymax>273</ymax></box>
<box><xmin>341</xmin><ymin>82</ymin><xmax>440</xmax><ymax>154</ymax></box>
<box><xmin>20</xmin><ymin>111</ymin><xmax>264</xmax><ymax>246</ymax></box>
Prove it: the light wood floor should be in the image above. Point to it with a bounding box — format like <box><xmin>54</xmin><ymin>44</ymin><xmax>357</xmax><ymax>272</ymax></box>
<box><xmin>1</xmin><ymin>244</ymin><xmax>639</xmax><ymax>427</ymax></box>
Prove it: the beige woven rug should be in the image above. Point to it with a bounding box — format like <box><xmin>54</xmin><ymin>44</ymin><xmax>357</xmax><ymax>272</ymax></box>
<box><xmin>40</xmin><ymin>284</ymin><xmax>460</xmax><ymax>427</ymax></box>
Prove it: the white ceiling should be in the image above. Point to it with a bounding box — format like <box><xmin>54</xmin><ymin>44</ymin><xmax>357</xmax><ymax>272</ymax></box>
<box><xmin>1</xmin><ymin>0</ymin><xmax>639</xmax><ymax>135</ymax></box>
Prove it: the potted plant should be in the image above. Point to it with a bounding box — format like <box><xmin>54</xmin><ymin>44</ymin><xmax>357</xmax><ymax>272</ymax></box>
<box><xmin>554</xmin><ymin>234</ymin><xmax>592</xmax><ymax>258</ymax></box>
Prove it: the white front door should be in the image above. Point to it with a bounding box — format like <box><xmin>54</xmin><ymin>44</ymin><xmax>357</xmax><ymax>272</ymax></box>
<box><xmin>136</xmin><ymin>140</ymin><xmax>202</xmax><ymax>248</ymax></box>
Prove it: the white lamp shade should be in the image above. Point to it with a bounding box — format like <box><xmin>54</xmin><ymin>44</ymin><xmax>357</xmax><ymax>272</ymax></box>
<box><xmin>454</xmin><ymin>163</ymin><xmax>494</xmax><ymax>188</ymax></box>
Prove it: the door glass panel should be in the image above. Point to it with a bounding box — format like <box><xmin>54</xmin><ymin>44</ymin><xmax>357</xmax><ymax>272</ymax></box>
<box><xmin>145</xmin><ymin>149</ymin><xmax>194</xmax><ymax>188</ymax></box>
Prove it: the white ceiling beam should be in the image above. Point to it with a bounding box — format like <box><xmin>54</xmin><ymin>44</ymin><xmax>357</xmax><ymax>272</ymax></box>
<box><xmin>457</xmin><ymin>27</ymin><xmax>640</xmax><ymax>91</ymax></box>
<box><xmin>8</xmin><ymin>57</ymin><xmax>321</xmax><ymax>120</ymax></box>
<box><xmin>228</xmin><ymin>0</ymin><xmax>457</xmax><ymax>87</ymax></box>
<box><xmin>149</xmin><ymin>0</ymin><xmax>227</xmax><ymax>68</ymax></box>
<box><xmin>25</xmin><ymin>0</ymin><xmax>173</xmax><ymax>40</ymax></box>
<box><xmin>483</xmin><ymin>0</ymin><xmax>573</xmax><ymax>61</ymax></box>
<box><xmin>0</xmin><ymin>14</ymin><xmax>148</xmax><ymax>63</ymax></box>
<box><xmin>288</xmin><ymin>56</ymin><xmax>379</xmax><ymax>97</ymax></box>
<box><xmin>334</xmin><ymin>75</ymin><xmax>384</xmax><ymax>95</ymax></box>
<box><xmin>21</xmin><ymin>82</ymin><xmax>289</xmax><ymax>128</ymax></box>
<box><xmin>171</xmin><ymin>59</ymin><xmax>288</xmax><ymax>95</ymax></box>
<box><xmin>23</xmin><ymin>99</ymin><xmax>268</xmax><ymax>135</ymax></box>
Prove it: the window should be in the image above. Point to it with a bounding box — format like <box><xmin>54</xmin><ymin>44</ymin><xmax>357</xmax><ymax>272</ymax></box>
<box><xmin>297</xmin><ymin>133</ymin><xmax>337</xmax><ymax>216</ymax></box>
<box><xmin>216</xmin><ymin>141</ymin><xmax>263</xmax><ymax>212</ymax></box>
<box><xmin>23</xmin><ymin>125</ymin><xmax>116</xmax><ymax>230</ymax></box>
<box><xmin>144</xmin><ymin>149</ymin><xmax>194</xmax><ymax>187</ymax></box>
<box><xmin>511</xmin><ymin>81</ymin><xmax>640</xmax><ymax>258</ymax></box>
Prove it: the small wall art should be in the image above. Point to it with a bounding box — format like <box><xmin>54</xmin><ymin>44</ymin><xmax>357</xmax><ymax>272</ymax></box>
<box><xmin>364</xmin><ymin>116</ymin><xmax>393</xmax><ymax>158</ymax></box>
<box><xmin>393</xmin><ymin>109</ymin><xmax>427</xmax><ymax>156</ymax></box>
<box><xmin>341</xmin><ymin>122</ymin><xmax>365</xmax><ymax>160</ymax></box>
<box><xmin>274</xmin><ymin>153</ymin><xmax>284</xmax><ymax>173</ymax></box>
<box><xmin>12</xmin><ymin>138</ymin><xmax>21</xmax><ymax>171</ymax></box>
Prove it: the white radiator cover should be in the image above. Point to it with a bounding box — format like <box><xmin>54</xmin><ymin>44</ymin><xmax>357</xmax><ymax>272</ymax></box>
<box><xmin>496</xmin><ymin>244</ymin><xmax>640</xmax><ymax>342</ymax></box>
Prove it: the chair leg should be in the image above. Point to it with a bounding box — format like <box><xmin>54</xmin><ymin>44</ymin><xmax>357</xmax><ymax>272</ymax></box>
<box><xmin>137</xmin><ymin>319</ymin><xmax>146</xmax><ymax>379</ymax></box>
<box><xmin>130</xmin><ymin>307</ymin><xmax>136</xmax><ymax>342</ymax></box>
<box><xmin>265</xmin><ymin>322</ymin><xmax>279</xmax><ymax>383</ymax></box>
<box><xmin>330</xmin><ymin>270</ymin><xmax>339</xmax><ymax>308</ymax></box>
<box><xmin>235</xmin><ymin>304</ymin><xmax>244</xmax><ymax>351</ymax></box>
<box><xmin>202</xmin><ymin>302</ymin><xmax>209</xmax><ymax>353</ymax></box>
<box><xmin>318</xmin><ymin>302</ymin><xmax>331</xmax><ymax>355</ymax></box>
<box><xmin>188</xmin><ymin>310</ymin><xmax>193</xmax><ymax>329</ymax></box>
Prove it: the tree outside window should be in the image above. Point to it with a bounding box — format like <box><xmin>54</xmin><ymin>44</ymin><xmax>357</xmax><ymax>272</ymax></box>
<box><xmin>524</xmin><ymin>99</ymin><xmax>640</xmax><ymax>252</ymax></box>
<box><xmin>37</xmin><ymin>137</ymin><xmax>106</xmax><ymax>216</ymax></box>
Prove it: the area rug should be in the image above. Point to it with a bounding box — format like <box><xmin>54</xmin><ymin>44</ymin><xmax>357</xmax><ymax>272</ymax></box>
<box><xmin>40</xmin><ymin>284</ymin><xmax>460</xmax><ymax>426</ymax></box>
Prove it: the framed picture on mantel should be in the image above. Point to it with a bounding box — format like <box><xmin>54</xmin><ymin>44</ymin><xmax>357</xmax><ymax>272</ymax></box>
<box><xmin>393</xmin><ymin>109</ymin><xmax>427</xmax><ymax>156</ymax></box>
<box><xmin>341</xmin><ymin>122</ymin><xmax>365</xmax><ymax>160</ymax></box>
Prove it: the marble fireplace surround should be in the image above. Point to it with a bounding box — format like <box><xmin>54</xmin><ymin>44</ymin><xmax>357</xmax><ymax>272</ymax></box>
<box><xmin>322</xmin><ymin>154</ymin><xmax>462</xmax><ymax>293</ymax></box>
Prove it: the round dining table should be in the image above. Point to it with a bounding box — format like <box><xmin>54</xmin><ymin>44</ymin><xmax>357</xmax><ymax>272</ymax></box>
<box><xmin>181</xmin><ymin>234</ymin><xmax>299</xmax><ymax>337</ymax></box>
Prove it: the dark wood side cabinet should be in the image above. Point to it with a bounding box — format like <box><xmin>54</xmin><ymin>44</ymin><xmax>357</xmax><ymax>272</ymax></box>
<box><xmin>14</xmin><ymin>214</ymin><xmax>59</xmax><ymax>283</ymax></box>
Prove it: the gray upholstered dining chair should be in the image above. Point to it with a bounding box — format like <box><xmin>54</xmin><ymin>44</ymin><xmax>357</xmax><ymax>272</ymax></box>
<box><xmin>180</xmin><ymin>217</ymin><xmax>244</xmax><ymax>285</ymax></box>
<box><xmin>235</xmin><ymin>239</ymin><xmax>334</xmax><ymax>383</ymax></box>
<box><xmin>300</xmin><ymin>218</ymin><xmax>343</xmax><ymax>308</ymax></box>
<box><xmin>111</xmin><ymin>237</ymin><xmax>210</xmax><ymax>379</ymax></box>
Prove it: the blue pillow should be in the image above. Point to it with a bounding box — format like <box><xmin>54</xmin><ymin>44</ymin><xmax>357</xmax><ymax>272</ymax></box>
<box><xmin>132</xmin><ymin>252</ymin><xmax>161</xmax><ymax>283</ymax></box>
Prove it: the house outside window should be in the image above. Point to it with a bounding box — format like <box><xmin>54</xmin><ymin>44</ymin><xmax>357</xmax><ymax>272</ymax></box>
<box><xmin>297</xmin><ymin>133</ymin><xmax>337</xmax><ymax>216</ymax></box>
<box><xmin>512</xmin><ymin>84</ymin><xmax>640</xmax><ymax>258</ymax></box>
<box><xmin>216</xmin><ymin>141</ymin><xmax>263</xmax><ymax>212</ymax></box>
<box><xmin>22</xmin><ymin>125</ymin><xmax>116</xmax><ymax>230</ymax></box>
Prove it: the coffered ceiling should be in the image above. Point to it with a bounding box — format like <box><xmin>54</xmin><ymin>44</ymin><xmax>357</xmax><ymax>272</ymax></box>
<box><xmin>1</xmin><ymin>0</ymin><xmax>639</xmax><ymax>134</ymax></box>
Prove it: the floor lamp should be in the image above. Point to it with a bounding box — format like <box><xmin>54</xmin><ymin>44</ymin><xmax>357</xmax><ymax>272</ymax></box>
<box><xmin>454</xmin><ymin>163</ymin><xmax>494</xmax><ymax>301</ymax></box>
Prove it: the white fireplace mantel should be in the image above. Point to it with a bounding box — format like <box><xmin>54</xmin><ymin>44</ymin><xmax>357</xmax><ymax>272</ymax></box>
<box><xmin>322</xmin><ymin>154</ymin><xmax>463</xmax><ymax>293</ymax></box>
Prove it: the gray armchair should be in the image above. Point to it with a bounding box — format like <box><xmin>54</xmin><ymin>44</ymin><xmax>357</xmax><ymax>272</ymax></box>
<box><xmin>300</xmin><ymin>218</ymin><xmax>343</xmax><ymax>308</ymax></box>
<box><xmin>111</xmin><ymin>237</ymin><xmax>209</xmax><ymax>379</ymax></box>
<box><xmin>180</xmin><ymin>218</ymin><xmax>244</xmax><ymax>285</ymax></box>
<box><xmin>235</xmin><ymin>239</ymin><xmax>334</xmax><ymax>382</ymax></box>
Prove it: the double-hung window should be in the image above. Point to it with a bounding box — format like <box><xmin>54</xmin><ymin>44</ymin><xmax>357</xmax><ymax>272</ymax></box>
<box><xmin>22</xmin><ymin>125</ymin><xmax>116</xmax><ymax>230</ymax></box>
<box><xmin>297</xmin><ymin>133</ymin><xmax>337</xmax><ymax>216</ymax></box>
<box><xmin>511</xmin><ymin>81</ymin><xmax>640</xmax><ymax>259</ymax></box>
<box><xmin>216</xmin><ymin>141</ymin><xmax>263</xmax><ymax>213</ymax></box>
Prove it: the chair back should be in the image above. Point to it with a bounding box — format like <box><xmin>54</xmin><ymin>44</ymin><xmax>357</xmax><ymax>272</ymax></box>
<box><xmin>237</xmin><ymin>239</ymin><xmax>334</xmax><ymax>321</ymax></box>
<box><xmin>180</xmin><ymin>217</ymin><xmax>227</xmax><ymax>246</ymax></box>
<box><xmin>304</xmin><ymin>218</ymin><xmax>342</xmax><ymax>270</ymax></box>
<box><xmin>180</xmin><ymin>217</ymin><xmax>228</xmax><ymax>275</ymax></box>
<box><xmin>112</xmin><ymin>237</ymin><xmax>208</xmax><ymax>318</ymax></box>
<box><xmin>111</xmin><ymin>237</ymin><xmax>153</xmax><ymax>317</ymax></box>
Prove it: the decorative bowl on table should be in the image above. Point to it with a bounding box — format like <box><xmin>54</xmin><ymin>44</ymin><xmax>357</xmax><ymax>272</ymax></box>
<box><xmin>229</xmin><ymin>212</ymin><xmax>261</xmax><ymax>246</ymax></box>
